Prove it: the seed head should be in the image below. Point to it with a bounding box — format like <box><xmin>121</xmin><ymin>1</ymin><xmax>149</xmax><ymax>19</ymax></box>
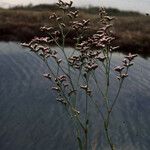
<box><xmin>96</xmin><ymin>55</ymin><xmax>106</xmax><ymax>62</ymax></box>
<box><xmin>52</xmin><ymin>87</ymin><xmax>60</xmax><ymax>92</ymax></box>
<box><xmin>114</xmin><ymin>66</ymin><xmax>124</xmax><ymax>72</ymax></box>
<box><xmin>56</xmin><ymin>98</ymin><xmax>67</xmax><ymax>105</ymax></box>
<box><xmin>120</xmin><ymin>73</ymin><xmax>128</xmax><ymax>79</ymax></box>
<box><xmin>125</xmin><ymin>53</ymin><xmax>138</xmax><ymax>61</ymax></box>
<box><xmin>43</xmin><ymin>73</ymin><xmax>52</xmax><ymax>80</ymax></box>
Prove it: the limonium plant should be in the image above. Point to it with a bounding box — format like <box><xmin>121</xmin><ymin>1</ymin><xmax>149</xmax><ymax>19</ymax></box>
<box><xmin>22</xmin><ymin>0</ymin><xmax>137</xmax><ymax>149</ymax></box>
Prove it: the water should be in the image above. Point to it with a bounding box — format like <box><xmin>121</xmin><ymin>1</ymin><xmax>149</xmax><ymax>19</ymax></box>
<box><xmin>0</xmin><ymin>42</ymin><xmax>150</xmax><ymax>150</ymax></box>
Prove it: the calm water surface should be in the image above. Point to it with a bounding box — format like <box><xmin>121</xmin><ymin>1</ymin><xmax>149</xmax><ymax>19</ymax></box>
<box><xmin>0</xmin><ymin>42</ymin><xmax>150</xmax><ymax>150</ymax></box>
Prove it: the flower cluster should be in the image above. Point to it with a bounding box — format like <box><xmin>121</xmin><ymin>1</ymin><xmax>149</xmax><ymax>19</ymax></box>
<box><xmin>22</xmin><ymin>1</ymin><xmax>138</xmax><ymax>150</ymax></box>
<box><xmin>114</xmin><ymin>53</ymin><xmax>137</xmax><ymax>80</ymax></box>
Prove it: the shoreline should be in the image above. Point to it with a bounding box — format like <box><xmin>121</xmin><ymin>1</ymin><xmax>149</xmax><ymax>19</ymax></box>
<box><xmin>0</xmin><ymin>29</ymin><xmax>149</xmax><ymax>55</ymax></box>
<box><xmin>0</xmin><ymin>8</ymin><xmax>149</xmax><ymax>54</ymax></box>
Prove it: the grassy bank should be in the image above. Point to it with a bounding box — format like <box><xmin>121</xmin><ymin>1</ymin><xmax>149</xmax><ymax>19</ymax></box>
<box><xmin>0</xmin><ymin>5</ymin><xmax>150</xmax><ymax>54</ymax></box>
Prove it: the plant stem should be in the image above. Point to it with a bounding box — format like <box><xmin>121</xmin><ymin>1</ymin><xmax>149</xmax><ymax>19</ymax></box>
<box><xmin>104</xmin><ymin>121</ymin><xmax>115</xmax><ymax>150</ymax></box>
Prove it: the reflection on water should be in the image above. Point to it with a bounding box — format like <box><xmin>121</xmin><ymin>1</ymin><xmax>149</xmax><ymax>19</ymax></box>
<box><xmin>0</xmin><ymin>42</ymin><xmax>150</xmax><ymax>150</ymax></box>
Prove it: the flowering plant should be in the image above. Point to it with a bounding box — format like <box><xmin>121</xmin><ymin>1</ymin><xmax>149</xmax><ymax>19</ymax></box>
<box><xmin>22</xmin><ymin>1</ymin><xmax>137</xmax><ymax>149</ymax></box>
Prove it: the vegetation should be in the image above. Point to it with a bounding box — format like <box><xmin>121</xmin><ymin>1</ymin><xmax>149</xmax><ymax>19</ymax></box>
<box><xmin>22</xmin><ymin>1</ymin><xmax>138</xmax><ymax>150</ymax></box>
<box><xmin>0</xmin><ymin>4</ymin><xmax>150</xmax><ymax>54</ymax></box>
<box><xmin>9</xmin><ymin>4</ymin><xmax>142</xmax><ymax>16</ymax></box>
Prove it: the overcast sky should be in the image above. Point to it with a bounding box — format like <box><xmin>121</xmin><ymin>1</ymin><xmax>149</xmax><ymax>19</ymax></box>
<box><xmin>0</xmin><ymin>0</ymin><xmax>150</xmax><ymax>13</ymax></box>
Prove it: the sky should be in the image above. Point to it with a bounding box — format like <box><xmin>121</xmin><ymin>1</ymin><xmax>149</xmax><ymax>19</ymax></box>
<box><xmin>0</xmin><ymin>0</ymin><xmax>150</xmax><ymax>13</ymax></box>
